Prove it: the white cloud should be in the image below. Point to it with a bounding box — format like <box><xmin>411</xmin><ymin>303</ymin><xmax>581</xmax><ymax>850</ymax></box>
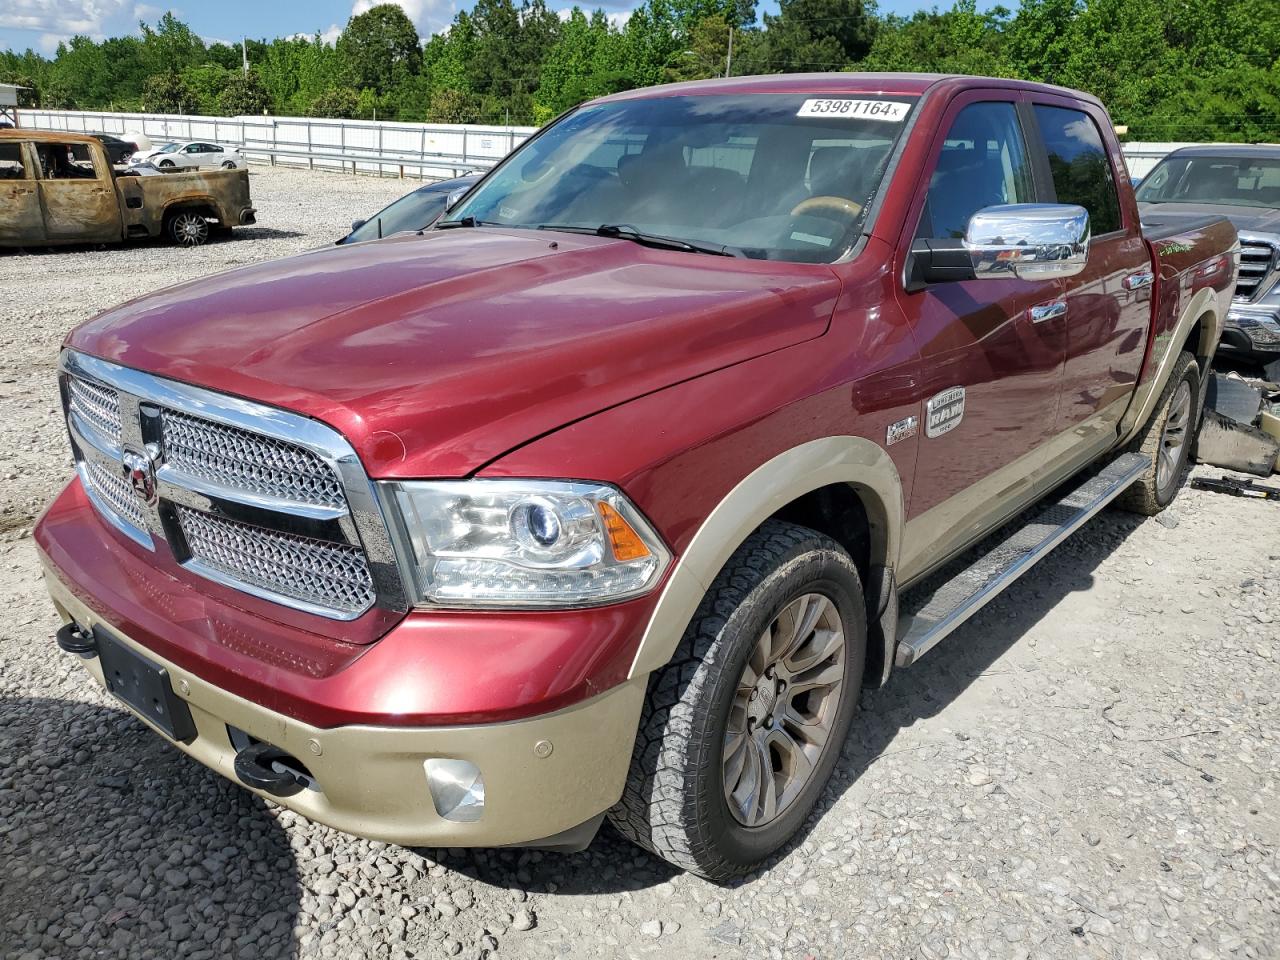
<box><xmin>0</xmin><ymin>0</ymin><xmax>156</xmax><ymax>48</ymax></box>
<box><xmin>349</xmin><ymin>0</ymin><xmax>458</xmax><ymax>38</ymax></box>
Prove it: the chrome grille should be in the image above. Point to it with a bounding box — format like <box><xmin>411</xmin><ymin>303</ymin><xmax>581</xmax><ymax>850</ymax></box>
<box><xmin>68</xmin><ymin>375</ymin><xmax>122</xmax><ymax>443</ymax></box>
<box><xmin>59</xmin><ymin>350</ymin><xmax>405</xmax><ymax>620</ymax></box>
<box><xmin>83</xmin><ymin>459</ymin><xmax>147</xmax><ymax>531</ymax></box>
<box><xmin>160</xmin><ymin>409</ymin><xmax>346</xmax><ymax>509</ymax></box>
<box><xmin>176</xmin><ymin>506</ymin><xmax>375</xmax><ymax>616</ymax></box>
<box><xmin>1235</xmin><ymin>240</ymin><xmax>1277</xmax><ymax>302</ymax></box>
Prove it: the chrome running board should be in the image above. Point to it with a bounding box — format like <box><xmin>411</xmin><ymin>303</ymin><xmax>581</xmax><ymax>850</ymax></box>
<box><xmin>895</xmin><ymin>452</ymin><xmax>1151</xmax><ymax>667</ymax></box>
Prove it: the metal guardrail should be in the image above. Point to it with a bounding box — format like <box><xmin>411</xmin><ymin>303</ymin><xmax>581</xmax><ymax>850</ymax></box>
<box><xmin>16</xmin><ymin>109</ymin><xmax>537</xmax><ymax>180</ymax></box>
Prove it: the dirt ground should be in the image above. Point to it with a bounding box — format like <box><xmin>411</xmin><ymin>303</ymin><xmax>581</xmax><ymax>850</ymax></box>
<box><xmin>1</xmin><ymin>166</ymin><xmax>1277</xmax><ymax>960</ymax></box>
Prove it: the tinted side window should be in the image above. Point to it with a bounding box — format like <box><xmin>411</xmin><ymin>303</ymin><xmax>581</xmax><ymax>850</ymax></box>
<box><xmin>1034</xmin><ymin>105</ymin><xmax>1121</xmax><ymax>234</ymax></box>
<box><xmin>918</xmin><ymin>101</ymin><xmax>1035</xmax><ymax>240</ymax></box>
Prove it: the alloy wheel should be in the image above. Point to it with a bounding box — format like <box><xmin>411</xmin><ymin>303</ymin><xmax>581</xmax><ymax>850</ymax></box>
<box><xmin>1156</xmin><ymin>379</ymin><xmax>1192</xmax><ymax>496</ymax></box>
<box><xmin>171</xmin><ymin>213</ymin><xmax>209</xmax><ymax>246</ymax></box>
<box><xmin>722</xmin><ymin>592</ymin><xmax>846</xmax><ymax>827</ymax></box>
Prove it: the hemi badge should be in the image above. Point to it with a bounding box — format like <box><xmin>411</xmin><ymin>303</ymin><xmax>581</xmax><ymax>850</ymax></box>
<box><xmin>886</xmin><ymin>416</ymin><xmax>918</xmax><ymax>446</ymax></box>
<box><xmin>925</xmin><ymin>386</ymin><xmax>966</xmax><ymax>438</ymax></box>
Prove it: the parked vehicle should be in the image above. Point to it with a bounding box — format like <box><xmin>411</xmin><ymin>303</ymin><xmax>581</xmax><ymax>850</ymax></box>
<box><xmin>336</xmin><ymin>174</ymin><xmax>482</xmax><ymax>245</ymax></box>
<box><xmin>37</xmin><ymin>75</ymin><xmax>1236</xmax><ymax>880</ymax></box>
<box><xmin>0</xmin><ymin>130</ymin><xmax>255</xmax><ymax>247</ymax></box>
<box><xmin>88</xmin><ymin>132</ymin><xmax>136</xmax><ymax>165</ymax></box>
<box><xmin>1137</xmin><ymin>145</ymin><xmax>1280</xmax><ymax>363</ymax></box>
<box><xmin>130</xmin><ymin>140</ymin><xmax>245</xmax><ymax>171</ymax></box>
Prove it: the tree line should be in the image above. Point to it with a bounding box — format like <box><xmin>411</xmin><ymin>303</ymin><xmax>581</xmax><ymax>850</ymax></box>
<box><xmin>1</xmin><ymin>0</ymin><xmax>1277</xmax><ymax>141</ymax></box>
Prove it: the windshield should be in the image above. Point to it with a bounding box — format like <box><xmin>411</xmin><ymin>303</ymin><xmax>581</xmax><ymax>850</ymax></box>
<box><xmin>156</xmin><ymin>143</ymin><xmax>179</xmax><ymax>154</ymax></box>
<box><xmin>442</xmin><ymin>93</ymin><xmax>917</xmax><ymax>262</ymax></box>
<box><xmin>347</xmin><ymin>186</ymin><xmax>454</xmax><ymax>243</ymax></box>
<box><xmin>1136</xmin><ymin>155</ymin><xmax>1280</xmax><ymax>209</ymax></box>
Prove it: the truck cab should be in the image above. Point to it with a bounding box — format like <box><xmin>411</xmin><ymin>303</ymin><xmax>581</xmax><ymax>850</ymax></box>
<box><xmin>0</xmin><ymin>130</ymin><xmax>255</xmax><ymax>248</ymax></box>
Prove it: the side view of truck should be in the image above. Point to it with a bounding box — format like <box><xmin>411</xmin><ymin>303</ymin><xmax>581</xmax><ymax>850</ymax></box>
<box><xmin>36</xmin><ymin>74</ymin><xmax>1237</xmax><ymax>881</ymax></box>
<box><xmin>0</xmin><ymin>129</ymin><xmax>255</xmax><ymax>248</ymax></box>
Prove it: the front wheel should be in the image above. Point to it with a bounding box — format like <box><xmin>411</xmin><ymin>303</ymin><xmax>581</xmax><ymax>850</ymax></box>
<box><xmin>157</xmin><ymin>159</ymin><xmax>175</xmax><ymax>168</ymax></box>
<box><xmin>609</xmin><ymin>520</ymin><xmax>865</xmax><ymax>880</ymax></box>
<box><xmin>1118</xmin><ymin>350</ymin><xmax>1200</xmax><ymax>515</ymax></box>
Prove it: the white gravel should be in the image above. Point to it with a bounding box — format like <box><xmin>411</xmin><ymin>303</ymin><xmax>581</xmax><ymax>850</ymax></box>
<box><xmin>1</xmin><ymin>165</ymin><xmax>1278</xmax><ymax>960</ymax></box>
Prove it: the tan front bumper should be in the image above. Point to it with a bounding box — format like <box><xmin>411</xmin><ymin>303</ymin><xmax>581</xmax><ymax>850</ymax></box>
<box><xmin>47</xmin><ymin>572</ymin><xmax>645</xmax><ymax>848</ymax></box>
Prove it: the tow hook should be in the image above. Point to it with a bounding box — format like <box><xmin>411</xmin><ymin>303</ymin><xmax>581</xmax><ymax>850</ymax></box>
<box><xmin>233</xmin><ymin>742</ymin><xmax>307</xmax><ymax>797</ymax></box>
<box><xmin>56</xmin><ymin>622</ymin><xmax>98</xmax><ymax>656</ymax></box>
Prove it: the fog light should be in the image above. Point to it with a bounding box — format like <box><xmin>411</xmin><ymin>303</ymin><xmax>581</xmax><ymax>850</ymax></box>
<box><xmin>424</xmin><ymin>759</ymin><xmax>485</xmax><ymax>822</ymax></box>
<box><xmin>1230</xmin><ymin>312</ymin><xmax>1280</xmax><ymax>347</ymax></box>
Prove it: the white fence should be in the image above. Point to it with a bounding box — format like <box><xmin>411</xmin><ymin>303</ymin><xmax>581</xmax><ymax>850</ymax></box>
<box><xmin>13</xmin><ymin>109</ymin><xmax>1265</xmax><ymax>183</ymax></box>
<box><xmin>16</xmin><ymin>108</ymin><xmax>538</xmax><ymax>180</ymax></box>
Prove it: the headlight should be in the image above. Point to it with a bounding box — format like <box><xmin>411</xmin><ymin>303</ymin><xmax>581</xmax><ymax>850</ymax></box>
<box><xmin>381</xmin><ymin>479</ymin><xmax>671</xmax><ymax>607</ymax></box>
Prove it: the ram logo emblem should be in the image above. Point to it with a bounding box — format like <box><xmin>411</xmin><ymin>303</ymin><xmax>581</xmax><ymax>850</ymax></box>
<box><xmin>925</xmin><ymin>387</ymin><xmax>966</xmax><ymax>438</ymax></box>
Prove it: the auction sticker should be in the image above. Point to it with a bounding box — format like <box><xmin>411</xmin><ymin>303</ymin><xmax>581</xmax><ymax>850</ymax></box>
<box><xmin>796</xmin><ymin>99</ymin><xmax>909</xmax><ymax>121</ymax></box>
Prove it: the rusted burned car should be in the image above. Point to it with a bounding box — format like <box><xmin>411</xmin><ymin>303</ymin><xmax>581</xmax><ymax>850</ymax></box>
<box><xmin>0</xmin><ymin>130</ymin><xmax>255</xmax><ymax>248</ymax></box>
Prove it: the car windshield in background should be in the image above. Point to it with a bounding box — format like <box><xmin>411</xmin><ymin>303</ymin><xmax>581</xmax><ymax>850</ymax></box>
<box><xmin>156</xmin><ymin>143</ymin><xmax>179</xmax><ymax>154</ymax></box>
<box><xmin>1136</xmin><ymin>156</ymin><xmax>1280</xmax><ymax>209</ymax></box>
<box><xmin>441</xmin><ymin>94</ymin><xmax>917</xmax><ymax>263</ymax></box>
<box><xmin>347</xmin><ymin>185</ymin><xmax>455</xmax><ymax>243</ymax></box>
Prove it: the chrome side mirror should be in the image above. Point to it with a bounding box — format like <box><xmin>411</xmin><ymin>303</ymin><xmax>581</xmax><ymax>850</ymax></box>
<box><xmin>964</xmin><ymin>203</ymin><xmax>1090</xmax><ymax>281</ymax></box>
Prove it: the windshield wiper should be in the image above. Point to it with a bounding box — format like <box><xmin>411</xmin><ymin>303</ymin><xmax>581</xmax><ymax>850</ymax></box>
<box><xmin>537</xmin><ymin>223</ymin><xmax>738</xmax><ymax>257</ymax></box>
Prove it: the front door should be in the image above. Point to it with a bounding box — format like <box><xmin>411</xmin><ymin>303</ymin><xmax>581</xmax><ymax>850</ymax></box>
<box><xmin>895</xmin><ymin>95</ymin><xmax>1068</xmax><ymax>580</ymax></box>
<box><xmin>0</xmin><ymin>141</ymin><xmax>44</xmax><ymax>245</ymax></box>
<box><xmin>36</xmin><ymin>141</ymin><xmax>119</xmax><ymax>243</ymax></box>
<box><xmin>1030</xmin><ymin>100</ymin><xmax>1152</xmax><ymax>471</ymax></box>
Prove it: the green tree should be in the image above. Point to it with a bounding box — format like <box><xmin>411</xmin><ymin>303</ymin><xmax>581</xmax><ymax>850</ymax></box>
<box><xmin>337</xmin><ymin>4</ymin><xmax>422</xmax><ymax>95</ymax></box>
<box><xmin>666</xmin><ymin>13</ymin><xmax>733</xmax><ymax>81</ymax></box>
<box><xmin>429</xmin><ymin>88</ymin><xmax>482</xmax><ymax>123</ymax></box>
<box><xmin>218</xmin><ymin>70</ymin><xmax>272</xmax><ymax>115</ymax></box>
<box><xmin>141</xmin><ymin>71</ymin><xmax>195</xmax><ymax>113</ymax></box>
<box><xmin>746</xmin><ymin>0</ymin><xmax>876</xmax><ymax>74</ymax></box>
<box><xmin>311</xmin><ymin>87</ymin><xmax>361</xmax><ymax>118</ymax></box>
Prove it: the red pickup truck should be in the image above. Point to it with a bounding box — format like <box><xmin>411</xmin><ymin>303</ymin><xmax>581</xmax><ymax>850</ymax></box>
<box><xmin>37</xmin><ymin>74</ymin><xmax>1237</xmax><ymax>880</ymax></box>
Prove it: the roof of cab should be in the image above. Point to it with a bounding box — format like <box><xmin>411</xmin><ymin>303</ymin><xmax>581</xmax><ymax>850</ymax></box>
<box><xmin>0</xmin><ymin>129</ymin><xmax>100</xmax><ymax>145</ymax></box>
<box><xmin>593</xmin><ymin>72</ymin><xmax>1105</xmax><ymax>107</ymax></box>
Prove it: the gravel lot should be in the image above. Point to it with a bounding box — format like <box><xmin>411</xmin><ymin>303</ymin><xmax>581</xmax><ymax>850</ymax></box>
<box><xmin>1</xmin><ymin>165</ymin><xmax>1278</xmax><ymax>960</ymax></box>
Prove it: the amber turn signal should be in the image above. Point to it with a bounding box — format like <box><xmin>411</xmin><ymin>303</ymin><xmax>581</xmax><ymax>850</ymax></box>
<box><xmin>597</xmin><ymin>501</ymin><xmax>651</xmax><ymax>562</ymax></box>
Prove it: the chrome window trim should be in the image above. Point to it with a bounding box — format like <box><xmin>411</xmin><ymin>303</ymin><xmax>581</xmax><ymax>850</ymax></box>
<box><xmin>59</xmin><ymin>349</ymin><xmax>408</xmax><ymax>619</ymax></box>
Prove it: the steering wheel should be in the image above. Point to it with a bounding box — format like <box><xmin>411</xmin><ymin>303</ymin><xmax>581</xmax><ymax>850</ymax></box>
<box><xmin>790</xmin><ymin>196</ymin><xmax>863</xmax><ymax>221</ymax></box>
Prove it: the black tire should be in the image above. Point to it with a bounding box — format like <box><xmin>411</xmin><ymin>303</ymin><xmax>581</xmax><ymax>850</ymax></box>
<box><xmin>158</xmin><ymin>159</ymin><xmax>175</xmax><ymax>168</ymax></box>
<box><xmin>221</xmin><ymin>160</ymin><xmax>236</xmax><ymax>170</ymax></box>
<box><xmin>1118</xmin><ymin>350</ymin><xmax>1200</xmax><ymax>516</ymax></box>
<box><xmin>166</xmin><ymin>210</ymin><xmax>210</xmax><ymax>247</ymax></box>
<box><xmin>608</xmin><ymin>520</ymin><xmax>866</xmax><ymax>880</ymax></box>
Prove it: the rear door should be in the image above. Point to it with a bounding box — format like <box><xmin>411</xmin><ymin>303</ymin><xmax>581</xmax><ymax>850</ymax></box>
<box><xmin>0</xmin><ymin>141</ymin><xmax>44</xmax><ymax>245</ymax></box>
<box><xmin>36</xmin><ymin>141</ymin><xmax>120</xmax><ymax>243</ymax></box>
<box><xmin>1028</xmin><ymin>99</ymin><xmax>1152</xmax><ymax>471</ymax></box>
<box><xmin>895</xmin><ymin>92</ymin><xmax>1069</xmax><ymax>575</ymax></box>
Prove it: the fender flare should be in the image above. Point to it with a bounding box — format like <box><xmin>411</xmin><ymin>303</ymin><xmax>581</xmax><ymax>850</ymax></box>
<box><xmin>627</xmin><ymin>436</ymin><xmax>905</xmax><ymax>679</ymax></box>
<box><xmin>1118</xmin><ymin>286</ymin><xmax>1221</xmax><ymax>444</ymax></box>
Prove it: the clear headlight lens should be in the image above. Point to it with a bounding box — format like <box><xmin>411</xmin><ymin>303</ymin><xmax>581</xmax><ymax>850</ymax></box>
<box><xmin>381</xmin><ymin>479</ymin><xmax>671</xmax><ymax>607</ymax></box>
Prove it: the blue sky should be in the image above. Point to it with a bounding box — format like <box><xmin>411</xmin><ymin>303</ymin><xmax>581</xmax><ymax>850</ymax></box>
<box><xmin>1</xmin><ymin>0</ymin><xmax>995</xmax><ymax>56</ymax></box>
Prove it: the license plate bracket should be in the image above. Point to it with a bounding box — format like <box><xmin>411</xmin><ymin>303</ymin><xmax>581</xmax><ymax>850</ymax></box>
<box><xmin>96</xmin><ymin>628</ymin><xmax>197</xmax><ymax>743</ymax></box>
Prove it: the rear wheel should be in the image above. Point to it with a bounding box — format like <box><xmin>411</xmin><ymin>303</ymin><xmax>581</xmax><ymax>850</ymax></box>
<box><xmin>1118</xmin><ymin>350</ymin><xmax>1200</xmax><ymax>515</ymax></box>
<box><xmin>166</xmin><ymin>210</ymin><xmax>210</xmax><ymax>246</ymax></box>
<box><xmin>609</xmin><ymin>520</ymin><xmax>865</xmax><ymax>880</ymax></box>
<box><xmin>221</xmin><ymin>160</ymin><xmax>236</xmax><ymax>170</ymax></box>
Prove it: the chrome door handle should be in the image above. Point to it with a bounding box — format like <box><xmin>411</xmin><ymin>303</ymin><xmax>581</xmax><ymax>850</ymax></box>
<box><xmin>1123</xmin><ymin>271</ymin><xmax>1155</xmax><ymax>290</ymax></box>
<box><xmin>1029</xmin><ymin>300</ymin><xmax>1068</xmax><ymax>323</ymax></box>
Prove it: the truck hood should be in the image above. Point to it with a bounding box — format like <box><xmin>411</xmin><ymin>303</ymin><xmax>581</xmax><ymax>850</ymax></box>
<box><xmin>69</xmin><ymin>228</ymin><xmax>840</xmax><ymax>477</ymax></box>
<box><xmin>1139</xmin><ymin>201</ymin><xmax>1280</xmax><ymax>236</ymax></box>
